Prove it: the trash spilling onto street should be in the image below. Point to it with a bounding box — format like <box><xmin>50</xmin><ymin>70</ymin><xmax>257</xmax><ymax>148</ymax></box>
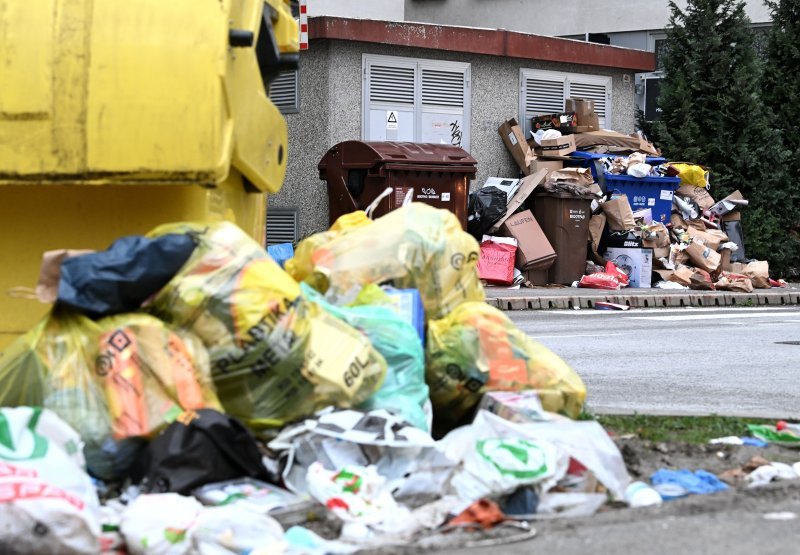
<box><xmin>481</xmin><ymin>109</ymin><xmax>790</xmax><ymax>289</ymax></box>
<box><xmin>0</xmin><ymin>204</ymin><xmax>798</xmax><ymax>553</ymax></box>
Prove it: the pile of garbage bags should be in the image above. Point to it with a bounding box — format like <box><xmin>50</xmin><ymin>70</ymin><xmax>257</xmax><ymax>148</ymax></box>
<box><xmin>0</xmin><ymin>204</ymin><xmax>609</xmax><ymax>552</ymax></box>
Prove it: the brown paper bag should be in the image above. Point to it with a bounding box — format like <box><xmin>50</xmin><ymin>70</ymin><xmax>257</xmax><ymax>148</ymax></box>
<box><xmin>743</xmin><ymin>260</ymin><xmax>770</xmax><ymax>289</ymax></box>
<box><xmin>655</xmin><ymin>266</ymin><xmax>693</xmax><ymax>286</ymax></box>
<box><xmin>689</xmin><ymin>269</ymin><xmax>715</xmax><ymax>290</ymax></box>
<box><xmin>589</xmin><ymin>214</ymin><xmax>607</xmax><ymax>253</ymax></box>
<box><xmin>687</xmin><ymin>227</ymin><xmax>729</xmax><ymax>251</ymax></box>
<box><xmin>601</xmin><ymin>194</ymin><xmax>636</xmax><ymax>231</ymax></box>
<box><xmin>686</xmin><ymin>241</ymin><xmax>721</xmax><ymax>273</ymax></box>
<box><xmin>715</xmin><ymin>275</ymin><xmax>754</xmax><ymax>293</ymax></box>
<box><xmin>669</xmin><ymin>245</ymin><xmax>690</xmax><ymax>267</ymax></box>
<box><xmin>36</xmin><ymin>249</ymin><xmax>95</xmax><ymax>303</ymax></box>
<box><xmin>677</xmin><ymin>185</ymin><xmax>715</xmax><ymax>210</ymax></box>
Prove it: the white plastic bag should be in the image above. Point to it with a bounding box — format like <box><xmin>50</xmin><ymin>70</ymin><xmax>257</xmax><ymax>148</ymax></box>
<box><xmin>191</xmin><ymin>505</ymin><xmax>286</xmax><ymax>554</ymax></box>
<box><xmin>0</xmin><ymin>407</ymin><xmax>101</xmax><ymax>555</ymax></box>
<box><xmin>306</xmin><ymin>462</ymin><xmax>400</xmax><ymax>526</ymax></box>
<box><xmin>121</xmin><ymin>494</ymin><xmax>203</xmax><ymax>555</ymax></box>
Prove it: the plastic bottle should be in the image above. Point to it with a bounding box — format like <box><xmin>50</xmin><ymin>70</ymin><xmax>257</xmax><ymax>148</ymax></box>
<box><xmin>625</xmin><ymin>481</ymin><xmax>663</xmax><ymax>508</ymax></box>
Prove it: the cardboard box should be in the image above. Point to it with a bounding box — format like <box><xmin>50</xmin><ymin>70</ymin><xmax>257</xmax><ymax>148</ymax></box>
<box><xmin>488</xmin><ymin>169</ymin><xmax>548</xmax><ymax>233</ymax></box>
<box><xmin>498</xmin><ymin>118</ymin><xmax>535</xmax><ymax>175</ymax></box>
<box><xmin>500</xmin><ymin>209</ymin><xmax>557</xmax><ymax>271</ymax></box>
<box><xmin>532</xmin><ymin>112</ymin><xmax>578</xmax><ymax>131</ymax></box>
<box><xmin>477</xmin><ymin>391</ymin><xmax>548</xmax><ymax>423</ymax></box>
<box><xmin>535</xmin><ymin>134</ymin><xmax>577</xmax><ymax>157</ymax></box>
<box><xmin>565</xmin><ymin>98</ymin><xmax>600</xmax><ymax>131</ymax></box>
<box><xmin>529</xmin><ymin>156</ymin><xmax>564</xmax><ymax>174</ymax></box>
<box><xmin>604</xmin><ymin>247</ymin><xmax>653</xmax><ymax>288</ymax></box>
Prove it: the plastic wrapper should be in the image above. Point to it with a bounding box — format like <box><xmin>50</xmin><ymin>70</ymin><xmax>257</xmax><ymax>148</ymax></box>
<box><xmin>148</xmin><ymin>222</ymin><xmax>386</xmax><ymax>428</ymax></box>
<box><xmin>426</xmin><ymin>302</ymin><xmax>586</xmax><ymax>423</ymax></box>
<box><xmin>95</xmin><ymin>313</ymin><xmax>221</xmax><ymax>439</ymax></box>
<box><xmin>305</xmin><ymin>204</ymin><xmax>485</xmax><ymax>321</ymax></box>
<box><xmin>302</xmin><ymin>284</ymin><xmax>428</xmax><ymax>431</ymax></box>
<box><xmin>579</xmin><ymin>273</ymin><xmax>621</xmax><ymax>290</ymax></box>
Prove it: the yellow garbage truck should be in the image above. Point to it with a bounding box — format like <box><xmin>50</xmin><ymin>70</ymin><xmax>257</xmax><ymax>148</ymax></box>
<box><xmin>0</xmin><ymin>0</ymin><xmax>298</xmax><ymax>348</ymax></box>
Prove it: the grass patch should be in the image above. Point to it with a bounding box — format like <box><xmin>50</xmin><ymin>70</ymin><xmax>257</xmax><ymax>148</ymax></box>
<box><xmin>586</xmin><ymin>413</ymin><xmax>777</xmax><ymax>444</ymax></box>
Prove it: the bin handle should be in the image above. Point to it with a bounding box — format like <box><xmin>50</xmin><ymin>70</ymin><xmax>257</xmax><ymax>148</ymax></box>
<box><xmin>365</xmin><ymin>187</ymin><xmax>393</xmax><ymax>219</ymax></box>
<box><xmin>402</xmin><ymin>188</ymin><xmax>414</xmax><ymax>207</ymax></box>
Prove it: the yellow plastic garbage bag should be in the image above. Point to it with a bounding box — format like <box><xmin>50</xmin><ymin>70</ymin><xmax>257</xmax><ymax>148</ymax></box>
<box><xmin>285</xmin><ymin>210</ymin><xmax>372</xmax><ymax>286</ymax></box>
<box><xmin>306</xmin><ymin>204</ymin><xmax>484</xmax><ymax>320</ymax></box>
<box><xmin>426</xmin><ymin>302</ymin><xmax>586</xmax><ymax>423</ymax></box>
<box><xmin>96</xmin><ymin>313</ymin><xmax>221</xmax><ymax>440</ymax></box>
<box><xmin>148</xmin><ymin>221</ymin><xmax>386</xmax><ymax>429</ymax></box>
<box><xmin>670</xmin><ymin>163</ymin><xmax>710</xmax><ymax>189</ymax></box>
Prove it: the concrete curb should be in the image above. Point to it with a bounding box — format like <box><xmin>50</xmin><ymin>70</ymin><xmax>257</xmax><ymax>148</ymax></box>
<box><xmin>488</xmin><ymin>290</ymin><xmax>800</xmax><ymax>311</ymax></box>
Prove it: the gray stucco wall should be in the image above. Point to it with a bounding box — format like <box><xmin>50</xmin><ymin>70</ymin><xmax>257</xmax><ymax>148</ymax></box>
<box><xmin>270</xmin><ymin>39</ymin><xmax>635</xmax><ymax>239</ymax></box>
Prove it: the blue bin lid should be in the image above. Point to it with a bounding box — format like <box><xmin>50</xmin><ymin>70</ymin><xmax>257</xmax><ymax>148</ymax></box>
<box><xmin>572</xmin><ymin>150</ymin><xmax>666</xmax><ymax>165</ymax></box>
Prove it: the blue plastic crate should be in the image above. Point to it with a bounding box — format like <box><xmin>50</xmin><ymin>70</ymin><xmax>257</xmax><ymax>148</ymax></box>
<box><xmin>605</xmin><ymin>174</ymin><xmax>681</xmax><ymax>223</ymax></box>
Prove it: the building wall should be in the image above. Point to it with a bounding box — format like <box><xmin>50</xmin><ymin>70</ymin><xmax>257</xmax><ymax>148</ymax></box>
<box><xmin>404</xmin><ymin>0</ymin><xmax>771</xmax><ymax>36</ymax></box>
<box><xmin>270</xmin><ymin>39</ymin><xmax>635</xmax><ymax>240</ymax></box>
<box><xmin>307</xmin><ymin>0</ymin><xmax>404</xmax><ymax>21</ymax></box>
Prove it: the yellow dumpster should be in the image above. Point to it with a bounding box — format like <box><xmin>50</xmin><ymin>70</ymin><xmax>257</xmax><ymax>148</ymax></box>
<box><xmin>0</xmin><ymin>0</ymin><xmax>299</xmax><ymax>348</ymax></box>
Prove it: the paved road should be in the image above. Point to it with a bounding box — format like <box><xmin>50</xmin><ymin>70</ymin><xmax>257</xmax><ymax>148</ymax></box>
<box><xmin>508</xmin><ymin>306</ymin><xmax>800</xmax><ymax>418</ymax></box>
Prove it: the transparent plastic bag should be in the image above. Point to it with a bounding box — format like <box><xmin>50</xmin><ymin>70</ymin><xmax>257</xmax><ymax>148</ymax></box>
<box><xmin>307</xmin><ymin>204</ymin><xmax>484</xmax><ymax>320</ymax></box>
<box><xmin>95</xmin><ymin>313</ymin><xmax>222</xmax><ymax>439</ymax></box>
<box><xmin>426</xmin><ymin>302</ymin><xmax>586</xmax><ymax>423</ymax></box>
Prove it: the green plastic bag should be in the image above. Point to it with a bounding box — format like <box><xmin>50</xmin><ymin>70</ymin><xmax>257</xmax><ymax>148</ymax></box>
<box><xmin>747</xmin><ymin>424</ymin><xmax>800</xmax><ymax>447</ymax></box>
<box><xmin>301</xmin><ymin>284</ymin><xmax>429</xmax><ymax>431</ymax></box>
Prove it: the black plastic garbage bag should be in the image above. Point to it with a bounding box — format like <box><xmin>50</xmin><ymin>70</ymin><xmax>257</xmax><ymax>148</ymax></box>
<box><xmin>58</xmin><ymin>234</ymin><xmax>196</xmax><ymax>317</ymax></box>
<box><xmin>467</xmin><ymin>186</ymin><xmax>507</xmax><ymax>240</ymax></box>
<box><xmin>130</xmin><ymin>409</ymin><xmax>270</xmax><ymax>495</ymax></box>
<box><xmin>722</xmin><ymin>220</ymin><xmax>747</xmax><ymax>263</ymax></box>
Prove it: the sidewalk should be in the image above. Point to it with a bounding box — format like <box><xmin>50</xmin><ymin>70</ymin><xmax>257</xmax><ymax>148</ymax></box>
<box><xmin>486</xmin><ymin>283</ymin><xmax>800</xmax><ymax>311</ymax></box>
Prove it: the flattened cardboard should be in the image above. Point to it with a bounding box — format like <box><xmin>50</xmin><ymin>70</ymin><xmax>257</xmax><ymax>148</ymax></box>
<box><xmin>500</xmin><ymin>209</ymin><xmax>557</xmax><ymax>271</ymax></box>
<box><xmin>687</xmin><ymin>227</ymin><xmax>729</xmax><ymax>251</ymax></box>
<box><xmin>488</xmin><ymin>169</ymin><xmax>548</xmax><ymax>233</ymax></box>
<box><xmin>573</xmin><ymin>130</ymin><xmax>659</xmax><ymax>156</ymax></box>
<box><xmin>499</xmin><ymin>118</ymin><xmax>535</xmax><ymax>175</ymax></box>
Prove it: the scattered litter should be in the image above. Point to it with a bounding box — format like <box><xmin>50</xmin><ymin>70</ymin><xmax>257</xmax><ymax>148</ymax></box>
<box><xmin>594</xmin><ymin>302</ymin><xmax>630</xmax><ymax>311</ymax></box>
<box><xmin>650</xmin><ymin>469</ymin><xmax>729</xmax><ymax>495</ymax></box>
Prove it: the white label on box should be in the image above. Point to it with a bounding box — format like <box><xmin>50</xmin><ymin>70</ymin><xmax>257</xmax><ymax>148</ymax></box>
<box><xmin>386</xmin><ymin>110</ymin><xmax>398</xmax><ymax>130</ymax></box>
<box><xmin>648</xmin><ymin>198</ymin><xmax>656</xmax><ymax>206</ymax></box>
<box><xmin>660</xmin><ymin>190</ymin><xmax>674</xmax><ymax>201</ymax></box>
<box><xmin>508</xmin><ymin>132</ymin><xmax>518</xmax><ymax>146</ymax></box>
<box><xmin>441</xmin><ymin>192</ymin><xmax>451</xmax><ymax>201</ymax></box>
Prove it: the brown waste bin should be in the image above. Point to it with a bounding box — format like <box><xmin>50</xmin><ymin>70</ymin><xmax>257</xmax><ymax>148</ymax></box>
<box><xmin>319</xmin><ymin>141</ymin><xmax>477</xmax><ymax>228</ymax></box>
<box><xmin>531</xmin><ymin>192</ymin><xmax>593</xmax><ymax>285</ymax></box>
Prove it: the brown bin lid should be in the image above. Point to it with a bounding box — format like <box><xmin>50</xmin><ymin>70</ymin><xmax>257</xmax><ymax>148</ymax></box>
<box><xmin>319</xmin><ymin>141</ymin><xmax>477</xmax><ymax>173</ymax></box>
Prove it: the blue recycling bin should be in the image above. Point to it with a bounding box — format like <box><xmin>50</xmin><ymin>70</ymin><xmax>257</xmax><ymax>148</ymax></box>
<box><xmin>564</xmin><ymin>151</ymin><xmax>667</xmax><ymax>181</ymax></box>
<box><xmin>605</xmin><ymin>174</ymin><xmax>681</xmax><ymax>223</ymax></box>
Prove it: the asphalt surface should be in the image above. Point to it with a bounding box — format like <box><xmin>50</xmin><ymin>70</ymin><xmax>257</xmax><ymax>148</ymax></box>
<box><xmin>509</xmin><ymin>305</ymin><xmax>800</xmax><ymax>418</ymax></box>
<box><xmin>432</xmin><ymin>482</ymin><xmax>800</xmax><ymax>555</ymax></box>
